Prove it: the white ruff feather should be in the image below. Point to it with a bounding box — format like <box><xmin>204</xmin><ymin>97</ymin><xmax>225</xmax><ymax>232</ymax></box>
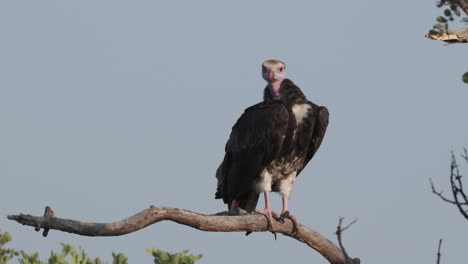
<box><xmin>292</xmin><ymin>104</ymin><xmax>311</xmax><ymax>124</ymax></box>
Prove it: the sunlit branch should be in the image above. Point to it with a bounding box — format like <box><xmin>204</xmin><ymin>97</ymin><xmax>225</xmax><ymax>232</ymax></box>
<box><xmin>8</xmin><ymin>206</ymin><xmax>360</xmax><ymax>264</ymax></box>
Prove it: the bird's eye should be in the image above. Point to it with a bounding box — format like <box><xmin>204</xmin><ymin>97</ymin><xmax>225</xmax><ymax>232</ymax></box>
<box><xmin>279</xmin><ymin>67</ymin><xmax>284</xmax><ymax>72</ymax></box>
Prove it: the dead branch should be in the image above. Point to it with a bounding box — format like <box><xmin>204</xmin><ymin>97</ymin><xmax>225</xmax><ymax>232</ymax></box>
<box><xmin>450</xmin><ymin>152</ymin><xmax>468</xmax><ymax>219</ymax></box>
<box><xmin>37</xmin><ymin>206</ymin><xmax>56</xmax><ymax>237</ymax></box>
<box><xmin>425</xmin><ymin>28</ymin><xmax>468</xmax><ymax>45</ymax></box>
<box><xmin>335</xmin><ymin>217</ymin><xmax>360</xmax><ymax>264</ymax></box>
<box><xmin>431</xmin><ymin>151</ymin><xmax>468</xmax><ymax>220</ymax></box>
<box><xmin>8</xmin><ymin>206</ymin><xmax>358</xmax><ymax>264</ymax></box>
<box><xmin>461</xmin><ymin>148</ymin><xmax>468</xmax><ymax>162</ymax></box>
<box><xmin>430</xmin><ymin>178</ymin><xmax>467</xmax><ymax>205</ymax></box>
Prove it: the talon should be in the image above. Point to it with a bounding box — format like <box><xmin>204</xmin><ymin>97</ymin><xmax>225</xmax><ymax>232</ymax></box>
<box><xmin>279</xmin><ymin>211</ymin><xmax>290</xmax><ymax>223</ymax></box>
<box><xmin>272</xmin><ymin>211</ymin><xmax>283</xmax><ymax>223</ymax></box>
<box><xmin>265</xmin><ymin>218</ymin><xmax>277</xmax><ymax>240</ymax></box>
<box><xmin>279</xmin><ymin>210</ymin><xmax>300</xmax><ymax>234</ymax></box>
<box><xmin>291</xmin><ymin>226</ymin><xmax>298</xmax><ymax>235</ymax></box>
<box><xmin>254</xmin><ymin>192</ymin><xmax>279</xmax><ymax>240</ymax></box>
<box><xmin>271</xmin><ymin>211</ymin><xmax>281</xmax><ymax>220</ymax></box>
<box><xmin>266</xmin><ymin>217</ymin><xmax>273</xmax><ymax>231</ymax></box>
<box><xmin>254</xmin><ymin>208</ymin><xmax>276</xmax><ymax>232</ymax></box>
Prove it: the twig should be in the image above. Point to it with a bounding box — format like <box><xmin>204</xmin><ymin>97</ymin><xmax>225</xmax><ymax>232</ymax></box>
<box><xmin>430</xmin><ymin>150</ymin><xmax>468</xmax><ymax>217</ymax></box>
<box><xmin>335</xmin><ymin>217</ymin><xmax>359</xmax><ymax>264</ymax></box>
<box><xmin>8</xmin><ymin>206</ymin><xmax>357</xmax><ymax>264</ymax></box>
<box><xmin>461</xmin><ymin>148</ymin><xmax>468</xmax><ymax>162</ymax></box>
<box><xmin>430</xmin><ymin>178</ymin><xmax>467</xmax><ymax>205</ymax></box>
<box><xmin>436</xmin><ymin>238</ymin><xmax>443</xmax><ymax>264</ymax></box>
<box><xmin>450</xmin><ymin>152</ymin><xmax>468</xmax><ymax>220</ymax></box>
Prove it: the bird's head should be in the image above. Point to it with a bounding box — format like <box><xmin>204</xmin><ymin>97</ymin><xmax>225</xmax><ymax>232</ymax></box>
<box><xmin>262</xmin><ymin>59</ymin><xmax>286</xmax><ymax>83</ymax></box>
<box><xmin>262</xmin><ymin>59</ymin><xmax>286</xmax><ymax>98</ymax></box>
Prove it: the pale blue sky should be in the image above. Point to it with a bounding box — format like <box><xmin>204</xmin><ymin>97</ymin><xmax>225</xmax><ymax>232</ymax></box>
<box><xmin>1</xmin><ymin>1</ymin><xmax>468</xmax><ymax>263</ymax></box>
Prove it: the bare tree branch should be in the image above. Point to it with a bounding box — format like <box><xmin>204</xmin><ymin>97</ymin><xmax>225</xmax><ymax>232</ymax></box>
<box><xmin>335</xmin><ymin>217</ymin><xmax>360</xmax><ymax>264</ymax></box>
<box><xmin>436</xmin><ymin>238</ymin><xmax>443</xmax><ymax>264</ymax></box>
<box><xmin>37</xmin><ymin>206</ymin><xmax>56</xmax><ymax>237</ymax></box>
<box><xmin>430</xmin><ymin>150</ymin><xmax>468</xmax><ymax>220</ymax></box>
<box><xmin>8</xmin><ymin>206</ymin><xmax>358</xmax><ymax>264</ymax></box>
<box><xmin>450</xmin><ymin>152</ymin><xmax>468</xmax><ymax>219</ymax></box>
<box><xmin>461</xmin><ymin>148</ymin><xmax>468</xmax><ymax>162</ymax></box>
<box><xmin>430</xmin><ymin>178</ymin><xmax>468</xmax><ymax>205</ymax></box>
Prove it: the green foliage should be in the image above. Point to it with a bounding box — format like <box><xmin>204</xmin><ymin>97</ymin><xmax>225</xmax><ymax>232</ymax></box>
<box><xmin>146</xmin><ymin>249</ymin><xmax>202</xmax><ymax>264</ymax></box>
<box><xmin>18</xmin><ymin>251</ymin><xmax>44</xmax><ymax>264</ymax></box>
<box><xmin>436</xmin><ymin>16</ymin><xmax>447</xmax><ymax>23</ymax></box>
<box><xmin>462</xmin><ymin>72</ymin><xmax>468</xmax><ymax>83</ymax></box>
<box><xmin>448</xmin><ymin>3</ymin><xmax>462</xmax><ymax>16</ymax></box>
<box><xmin>18</xmin><ymin>244</ymin><xmax>102</xmax><ymax>264</ymax></box>
<box><xmin>112</xmin><ymin>253</ymin><xmax>128</xmax><ymax>264</ymax></box>
<box><xmin>428</xmin><ymin>3</ymin><xmax>463</xmax><ymax>35</ymax></box>
<box><xmin>0</xmin><ymin>232</ymin><xmax>19</xmax><ymax>264</ymax></box>
<box><xmin>0</xmin><ymin>233</ymin><xmax>12</xmax><ymax>246</ymax></box>
<box><xmin>0</xmin><ymin>232</ymin><xmax>202</xmax><ymax>264</ymax></box>
<box><xmin>444</xmin><ymin>9</ymin><xmax>452</xmax><ymax>17</ymax></box>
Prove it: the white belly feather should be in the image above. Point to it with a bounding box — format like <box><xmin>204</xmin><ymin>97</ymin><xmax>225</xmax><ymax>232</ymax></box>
<box><xmin>256</xmin><ymin>167</ymin><xmax>297</xmax><ymax>198</ymax></box>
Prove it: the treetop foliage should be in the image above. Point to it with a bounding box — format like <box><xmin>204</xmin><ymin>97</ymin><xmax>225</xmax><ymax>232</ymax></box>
<box><xmin>0</xmin><ymin>232</ymin><xmax>201</xmax><ymax>264</ymax></box>
<box><xmin>146</xmin><ymin>249</ymin><xmax>202</xmax><ymax>264</ymax></box>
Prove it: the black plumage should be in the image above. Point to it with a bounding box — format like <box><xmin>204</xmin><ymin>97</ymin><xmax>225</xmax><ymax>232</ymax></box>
<box><xmin>215</xmin><ymin>78</ymin><xmax>329</xmax><ymax>214</ymax></box>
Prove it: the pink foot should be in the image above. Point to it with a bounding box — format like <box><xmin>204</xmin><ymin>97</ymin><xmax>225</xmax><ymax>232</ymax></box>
<box><xmin>253</xmin><ymin>191</ymin><xmax>281</xmax><ymax>239</ymax></box>
<box><xmin>279</xmin><ymin>211</ymin><xmax>300</xmax><ymax>234</ymax></box>
<box><xmin>280</xmin><ymin>196</ymin><xmax>300</xmax><ymax>234</ymax></box>
<box><xmin>255</xmin><ymin>208</ymin><xmax>280</xmax><ymax>239</ymax></box>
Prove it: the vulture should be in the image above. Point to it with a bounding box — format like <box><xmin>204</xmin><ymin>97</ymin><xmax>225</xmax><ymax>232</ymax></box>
<box><xmin>215</xmin><ymin>59</ymin><xmax>329</xmax><ymax>233</ymax></box>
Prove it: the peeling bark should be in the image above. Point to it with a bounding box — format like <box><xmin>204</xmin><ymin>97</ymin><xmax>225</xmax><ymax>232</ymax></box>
<box><xmin>425</xmin><ymin>28</ymin><xmax>468</xmax><ymax>45</ymax></box>
<box><xmin>7</xmin><ymin>206</ymin><xmax>359</xmax><ymax>264</ymax></box>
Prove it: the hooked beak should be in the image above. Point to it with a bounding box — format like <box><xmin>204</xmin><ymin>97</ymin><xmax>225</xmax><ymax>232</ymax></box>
<box><xmin>268</xmin><ymin>70</ymin><xmax>275</xmax><ymax>81</ymax></box>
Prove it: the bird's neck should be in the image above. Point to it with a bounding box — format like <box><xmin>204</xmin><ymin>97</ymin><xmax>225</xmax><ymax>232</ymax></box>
<box><xmin>269</xmin><ymin>79</ymin><xmax>283</xmax><ymax>98</ymax></box>
<box><xmin>263</xmin><ymin>79</ymin><xmax>307</xmax><ymax>106</ymax></box>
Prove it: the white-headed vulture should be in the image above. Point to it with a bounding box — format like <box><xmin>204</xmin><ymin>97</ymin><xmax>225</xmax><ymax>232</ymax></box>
<box><xmin>216</xmin><ymin>59</ymin><xmax>329</xmax><ymax>233</ymax></box>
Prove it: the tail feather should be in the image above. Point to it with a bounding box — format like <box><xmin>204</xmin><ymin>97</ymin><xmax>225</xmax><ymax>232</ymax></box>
<box><xmin>238</xmin><ymin>192</ymin><xmax>260</xmax><ymax>213</ymax></box>
<box><xmin>216</xmin><ymin>154</ymin><xmax>260</xmax><ymax>213</ymax></box>
<box><xmin>215</xmin><ymin>163</ymin><xmax>224</xmax><ymax>199</ymax></box>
